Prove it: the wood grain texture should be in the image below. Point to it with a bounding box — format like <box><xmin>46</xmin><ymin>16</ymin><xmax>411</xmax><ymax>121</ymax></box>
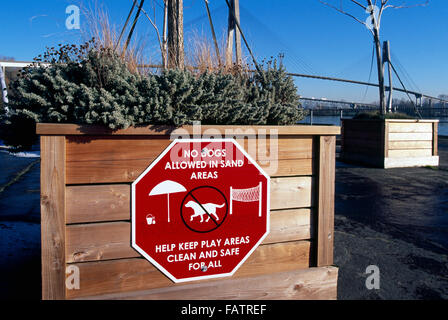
<box><xmin>65</xmin><ymin>137</ymin><xmax>315</xmax><ymax>184</ymax></box>
<box><xmin>384</xmin><ymin>156</ymin><xmax>439</xmax><ymax>168</ymax></box>
<box><xmin>388</xmin><ymin>140</ymin><xmax>432</xmax><ymax>150</ymax></box>
<box><xmin>388</xmin><ymin>122</ymin><xmax>433</xmax><ymax>133</ymax></box>
<box><xmin>387</xmin><ymin>148</ymin><xmax>432</xmax><ymax>158</ymax></box>
<box><xmin>66</xmin><ymin>158</ymin><xmax>313</xmax><ymax>184</ymax></box>
<box><xmin>66</xmin><ymin>240</ymin><xmax>312</xmax><ymax>299</ymax></box>
<box><xmin>66</xmin><ymin>208</ymin><xmax>312</xmax><ymax>263</ymax></box>
<box><xmin>388</xmin><ymin>132</ymin><xmax>433</xmax><ymax>141</ymax></box>
<box><xmin>37</xmin><ymin>123</ymin><xmax>341</xmax><ymax>136</ymax></box>
<box><xmin>270</xmin><ymin>177</ymin><xmax>313</xmax><ymax>210</ymax></box>
<box><xmin>265</xmin><ymin>209</ymin><xmax>312</xmax><ymax>244</ymax></box>
<box><xmin>40</xmin><ymin>136</ymin><xmax>66</xmax><ymax>300</ymax></box>
<box><xmin>66</xmin><ymin>177</ymin><xmax>313</xmax><ymax>224</ymax></box>
<box><xmin>433</xmin><ymin>122</ymin><xmax>438</xmax><ymax>156</ymax></box>
<box><xmin>80</xmin><ymin>266</ymin><xmax>338</xmax><ymax>300</ymax></box>
<box><xmin>66</xmin><ymin>136</ymin><xmax>172</xmax><ymax>162</ymax></box>
<box><xmin>316</xmin><ymin>136</ymin><xmax>335</xmax><ymax>267</ymax></box>
<box><xmin>383</xmin><ymin>121</ymin><xmax>389</xmax><ymax>158</ymax></box>
<box><xmin>66</xmin><ymin>184</ymin><xmax>130</xmax><ymax>224</ymax></box>
<box><xmin>67</xmin><ymin>136</ymin><xmax>313</xmax><ymax>162</ymax></box>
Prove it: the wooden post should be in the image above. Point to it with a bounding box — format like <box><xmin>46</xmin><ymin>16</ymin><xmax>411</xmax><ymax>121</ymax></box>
<box><xmin>383</xmin><ymin>120</ymin><xmax>389</xmax><ymax>159</ymax></box>
<box><xmin>316</xmin><ymin>136</ymin><xmax>335</xmax><ymax>267</ymax></box>
<box><xmin>167</xmin><ymin>0</ymin><xmax>184</xmax><ymax>69</ymax></box>
<box><xmin>433</xmin><ymin>122</ymin><xmax>438</xmax><ymax>156</ymax></box>
<box><xmin>41</xmin><ymin>136</ymin><xmax>66</xmax><ymax>300</ymax></box>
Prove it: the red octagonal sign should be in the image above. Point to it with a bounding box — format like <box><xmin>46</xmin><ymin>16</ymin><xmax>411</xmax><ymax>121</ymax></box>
<box><xmin>132</xmin><ymin>139</ymin><xmax>270</xmax><ymax>283</ymax></box>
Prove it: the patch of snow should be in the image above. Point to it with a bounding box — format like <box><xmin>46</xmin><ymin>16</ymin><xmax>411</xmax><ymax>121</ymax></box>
<box><xmin>0</xmin><ymin>149</ymin><xmax>40</xmax><ymax>158</ymax></box>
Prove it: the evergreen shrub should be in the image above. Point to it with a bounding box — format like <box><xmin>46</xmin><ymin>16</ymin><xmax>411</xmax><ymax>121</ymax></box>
<box><xmin>0</xmin><ymin>41</ymin><xmax>304</xmax><ymax>150</ymax></box>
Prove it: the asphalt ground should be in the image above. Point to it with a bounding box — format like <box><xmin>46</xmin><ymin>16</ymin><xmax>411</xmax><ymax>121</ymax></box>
<box><xmin>0</xmin><ymin>138</ymin><xmax>447</xmax><ymax>300</ymax></box>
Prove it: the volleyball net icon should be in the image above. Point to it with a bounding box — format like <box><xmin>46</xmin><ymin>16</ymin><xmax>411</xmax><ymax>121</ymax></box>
<box><xmin>229</xmin><ymin>182</ymin><xmax>263</xmax><ymax>217</ymax></box>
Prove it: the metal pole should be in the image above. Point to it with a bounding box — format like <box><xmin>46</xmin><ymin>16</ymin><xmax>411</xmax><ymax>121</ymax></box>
<box><xmin>310</xmin><ymin>109</ymin><xmax>313</xmax><ymax>125</ymax></box>
<box><xmin>384</xmin><ymin>41</ymin><xmax>393</xmax><ymax>113</ymax></box>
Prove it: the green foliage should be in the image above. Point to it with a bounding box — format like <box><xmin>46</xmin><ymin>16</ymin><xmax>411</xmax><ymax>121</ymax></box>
<box><xmin>1</xmin><ymin>43</ymin><xmax>304</xmax><ymax>150</ymax></box>
<box><xmin>353</xmin><ymin>111</ymin><xmax>415</xmax><ymax>120</ymax></box>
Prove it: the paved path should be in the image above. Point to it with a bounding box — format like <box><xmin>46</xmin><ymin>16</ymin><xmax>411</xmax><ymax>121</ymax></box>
<box><xmin>0</xmin><ymin>140</ymin><xmax>447</xmax><ymax>300</ymax></box>
<box><xmin>335</xmin><ymin>162</ymin><xmax>448</xmax><ymax>299</ymax></box>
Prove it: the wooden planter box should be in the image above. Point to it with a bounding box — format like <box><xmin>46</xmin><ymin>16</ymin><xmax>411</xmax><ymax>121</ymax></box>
<box><xmin>341</xmin><ymin>119</ymin><xmax>439</xmax><ymax>168</ymax></box>
<box><xmin>38</xmin><ymin>123</ymin><xmax>340</xmax><ymax>300</ymax></box>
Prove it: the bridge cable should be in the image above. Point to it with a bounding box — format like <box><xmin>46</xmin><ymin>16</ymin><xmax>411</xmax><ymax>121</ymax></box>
<box><xmin>361</xmin><ymin>42</ymin><xmax>375</xmax><ymax>102</ymax></box>
<box><xmin>116</xmin><ymin>0</ymin><xmax>138</xmax><ymax>51</ymax></box>
<box><xmin>389</xmin><ymin>61</ymin><xmax>422</xmax><ymax>119</ymax></box>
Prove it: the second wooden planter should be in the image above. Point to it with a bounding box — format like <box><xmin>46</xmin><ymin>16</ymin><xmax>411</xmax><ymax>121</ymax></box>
<box><xmin>341</xmin><ymin>119</ymin><xmax>439</xmax><ymax>168</ymax></box>
<box><xmin>38</xmin><ymin>123</ymin><xmax>340</xmax><ymax>300</ymax></box>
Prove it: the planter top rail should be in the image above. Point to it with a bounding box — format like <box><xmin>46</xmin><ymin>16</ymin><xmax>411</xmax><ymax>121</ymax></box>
<box><xmin>342</xmin><ymin>118</ymin><xmax>439</xmax><ymax>123</ymax></box>
<box><xmin>36</xmin><ymin>123</ymin><xmax>341</xmax><ymax>136</ymax></box>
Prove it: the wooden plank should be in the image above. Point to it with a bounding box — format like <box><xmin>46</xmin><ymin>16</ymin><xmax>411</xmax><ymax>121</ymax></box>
<box><xmin>66</xmin><ymin>158</ymin><xmax>313</xmax><ymax>184</ymax></box>
<box><xmin>241</xmin><ymin>137</ymin><xmax>313</xmax><ymax>161</ymax></box>
<box><xmin>270</xmin><ymin>177</ymin><xmax>313</xmax><ymax>210</ymax></box>
<box><xmin>388</xmin><ymin>149</ymin><xmax>432</xmax><ymax>158</ymax></box>
<box><xmin>67</xmin><ymin>136</ymin><xmax>313</xmax><ymax>162</ymax></box>
<box><xmin>81</xmin><ymin>266</ymin><xmax>338</xmax><ymax>300</ymax></box>
<box><xmin>264</xmin><ymin>158</ymin><xmax>313</xmax><ymax>177</ymax></box>
<box><xmin>66</xmin><ymin>136</ymin><xmax>172</xmax><ymax>162</ymax></box>
<box><xmin>40</xmin><ymin>136</ymin><xmax>66</xmax><ymax>300</ymax></box>
<box><xmin>388</xmin><ymin>140</ymin><xmax>432</xmax><ymax>150</ymax></box>
<box><xmin>37</xmin><ymin>123</ymin><xmax>341</xmax><ymax>136</ymax></box>
<box><xmin>66</xmin><ymin>177</ymin><xmax>313</xmax><ymax>224</ymax></box>
<box><xmin>66</xmin><ymin>184</ymin><xmax>130</xmax><ymax>224</ymax></box>
<box><xmin>66</xmin><ymin>159</ymin><xmax>156</xmax><ymax>185</ymax></box>
<box><xmin>388</xmin><ymin>122</ymin><xmax>433</xmax><ymax>133</ymax></box>
<box><xmin>433</xmin><ymin>122</ymin><xmax>438</xmax><ymax>156</ymax></box>
<box><xmin>66</xmin><ymin>209</ymin><xmax>312</xmax><ymax>263</ymax></box>
<box><xmin>383</xmin><ymin>121</ymin><xmax>389</xmax><ymax>158</ymax></box>
<box><xmin>388</xmin><ymin>132</ymin><xmax>433</xmax><ymax>141</ymax></box>
<box><xmin>384</xmin><ymin>156</ymin><xmax>439</xmax><ymax>168</ymax></box>
<box><xmin>265</xmin><ymin>208</ymin><xmax>312</xmax><ymax>243</ymax></box>
<box><xmin>66</xmin><ymin>240</ymin><xmax>312</xmax><ymax>299</ymax></box>
<box><xmin>66</xmin><ymin>222</ymin><xmax>139</xmax><ymax>263</ymax></box>
<box><xmin>65</xmin><ymin>136</ymin><xmax>315</xmax><ymax>184</ymax></box>
<box><xmin>316</xmin><ymin>136</ymin><xmax>335</xmax><ymax>267</ymax></box>
<box><xmin>385</xmin><ymin>119</ymin><xmax>438</xmax><ymax>123</ymax></box>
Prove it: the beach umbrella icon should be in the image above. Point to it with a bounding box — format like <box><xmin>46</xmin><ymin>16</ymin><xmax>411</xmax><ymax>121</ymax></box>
<box><xmin>149</xmin><ymin>180</ymin><xmax>187</xmax><ymax>223</ymax></box>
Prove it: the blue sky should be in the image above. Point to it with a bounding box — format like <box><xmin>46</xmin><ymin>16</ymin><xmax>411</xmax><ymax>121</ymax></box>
<box><xmin>1</xmin><ymin>0</ymin><xmax>447</xmax><ymax>102</ymax></box>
